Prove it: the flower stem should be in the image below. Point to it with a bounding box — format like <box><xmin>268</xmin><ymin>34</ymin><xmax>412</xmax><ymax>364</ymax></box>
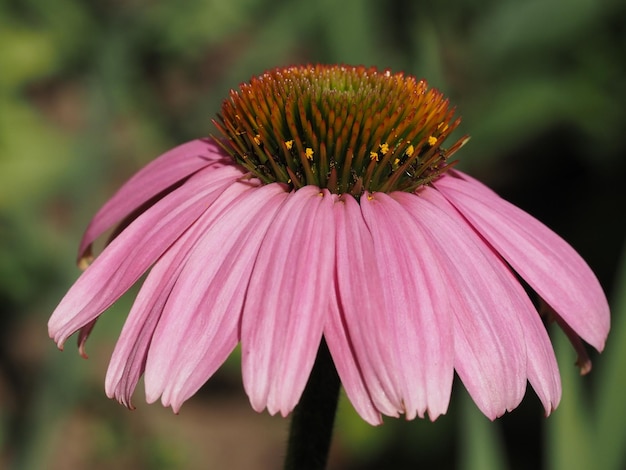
<box><xmin>284</xmin><ymin>339</ymin><xmax>340</xmax><ymax>470</ymax></box>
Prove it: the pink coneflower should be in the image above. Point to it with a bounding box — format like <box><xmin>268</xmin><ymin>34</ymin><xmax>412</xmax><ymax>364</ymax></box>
<box><xmin>49</xmin><ymin>65</ymin><xmax>609</xmax><ymax>430</ymax></box>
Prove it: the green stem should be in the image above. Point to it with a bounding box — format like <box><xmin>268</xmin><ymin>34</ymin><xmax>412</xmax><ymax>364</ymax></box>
<box><xmin>283</xmin><ymin>339</ymin><xmax>341</xmax><ymax>470</ymax></box>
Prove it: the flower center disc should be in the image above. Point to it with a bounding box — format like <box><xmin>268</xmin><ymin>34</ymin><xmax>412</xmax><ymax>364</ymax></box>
<box><xmin>213</xmin><ymin>64</ymin><xmax>468</xmax><ymax>197</ymax></box>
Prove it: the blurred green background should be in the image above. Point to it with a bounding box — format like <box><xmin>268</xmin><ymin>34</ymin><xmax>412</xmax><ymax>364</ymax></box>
<box><xmin>1</xmin><ymin>0</ymin><xmax>625</xmax><ymax>468</ymax></box>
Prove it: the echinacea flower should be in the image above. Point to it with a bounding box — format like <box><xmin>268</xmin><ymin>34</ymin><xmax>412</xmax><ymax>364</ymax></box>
<box><xmin>49</xmin><ymin>65</ymin><xmax>609</xmax><ymax>426</ymax></box>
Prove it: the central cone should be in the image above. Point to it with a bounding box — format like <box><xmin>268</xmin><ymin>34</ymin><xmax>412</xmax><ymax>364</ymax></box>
<box><xmin>213</xmin><ymin>64</ymin><xmax>468</xmax><ymax>197</ymax></box>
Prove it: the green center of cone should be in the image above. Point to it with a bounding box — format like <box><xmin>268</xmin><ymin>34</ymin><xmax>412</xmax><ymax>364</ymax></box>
<box><xmin>213</xmin><ymin>64</ymin><xmax>468</xmax><ymax>197</ymax></box>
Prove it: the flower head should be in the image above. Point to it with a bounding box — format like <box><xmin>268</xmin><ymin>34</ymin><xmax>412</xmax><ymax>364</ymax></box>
<box><xmin>49</xmin><ymin>65</ymin><xmax>609</xmax><ymax>424</ymax></box>
<box><xmin>212</xmin><ymin>65</ymin><xmax>466</xmax><ymax>197</ymax></box>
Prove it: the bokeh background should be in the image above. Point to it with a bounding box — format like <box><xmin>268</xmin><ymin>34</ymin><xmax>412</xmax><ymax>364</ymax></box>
<box><xmin>1</xmin><ymin>0</ymin><xmax>625</xmax><ymax>468</ymax></box>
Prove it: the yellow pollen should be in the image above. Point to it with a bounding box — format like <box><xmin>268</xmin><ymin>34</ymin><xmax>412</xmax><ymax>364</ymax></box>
<box><xmin>214</xmin><ymin>65</ymin><xmax>466</xmax><ymax>195</ymax></box>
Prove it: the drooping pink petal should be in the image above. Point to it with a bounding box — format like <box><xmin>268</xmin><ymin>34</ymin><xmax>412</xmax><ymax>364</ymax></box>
<box><xmin>324</xmin><ymin>291</ymin><xmax>382</xmax><ymax>425</ymax></box>
<box><xmin>144</xmin><ymin>183</ymin><xmax>289</xmax><ymax>412</ymax></box>
<box><xmin>522</xmin><ymin>304</ymin><xmax>562</xmax><ymax>415</ymax></box>
<box><xmin>332</xmin><ymin>194</ymin><xmax>404</xmax><ymax>417</ymax></box>
<box><xmin>434</xmin><ymin>171</ymin><xmax>610</xmax><ymax>352</ymax></box>
<box><xmin>394</xmin><ymin>189</ymin><xmax>538</xmax><ymax>419</ymax></box>
<box><xmin>412</xmin><ymin>188</ymin><xmax>561</xmax><ymax>415</ymax></box>
<box><xmin>241</xmin><ymin>187</ymin><xmax>336</xmax><ymax>417</ymax></box>
<box><xmin>360</xmin><ymin>192</ymin><xmax>454</xmax><ymax>420</ymax></box>
<box><xmin>104</xmin><ymin>251</ymin><xmax>181</xmax><ymax>407</ymax></box>
<box><xmin>104</xmin><ymin>180</ymin><xmax>256</xmax><ymax>407</ymax></box>
<box><xmin>48</xmin><ymin>164</ymin><xmax>244</xmax><ymax>348</ymax></box>
<box><xmin>78</xmin><ymin>139</ymin><xmax>230</xmax><ymax>263</ymax></box>
<box><xmin>423</xmin><ymin>186</ymin><xmax>561</xmax><ymax>416</ymax></box>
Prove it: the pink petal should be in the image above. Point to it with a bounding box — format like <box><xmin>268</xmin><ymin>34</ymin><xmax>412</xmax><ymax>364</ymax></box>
<box><xmin>48</xmin><ymin>164</ymin><xmax>243</xmax><ymax>348</ymax></box>
<box><xmin>324</xmin><ymin>291</ymin><xmax>382</xmax><ymax>425</ymax></box>
<box><xmin>523</xmin><ymin>303</ymin><xmax>562</xmax><ymax>415</ymax></box>
<box><xmin>78</xmin><ymin>139</ymin><xmax>229</xmax><ymax>263</ymax></box>
<box><xmin>394</xmin><ymin>189</ymin><xmax>537</xmax><ymax>420</ymax></box>
<box><xmin>104</xmin><ymin>181</ymin><xmax>252</xmax><ymax>407</ymax></box>
<box><xmin>104</xmin><ymin>245</ymin><xmax>186</xmax><ymax>408</ymax></box>
<box><xmin>434</xmin><ymin>172</ymin><xmax>610</xmax><ymax>351</ymax></box>
<box><xmin>144</xmin><ymin>183</ymin><xmax>289</xmax><ymax>412</ymax></box>
<box><xmin>241</xmin><ymin>187</ymin><xmax>336</xmax><ymax>417</ymax></box>
<box><xmin>422</xmin><ymin>185</ymin><xmax>561</xmax><ymax>415</ymax></box>
<box><xmin>360</xmin><ymin>192</ymin><xmax>454</xmax><ymax>420</ymax></box>
<box><xmin>332</xmin><ymin>194</ymin><xmax>404</xmax><ymax>417</ymax></box>
<box><xmin>424</xmin><ymin>186</ymin><xmax>561</xmax><ymax>416</ymax></box>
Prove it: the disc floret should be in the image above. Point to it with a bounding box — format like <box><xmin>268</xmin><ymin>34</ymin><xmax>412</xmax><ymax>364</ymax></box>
<box><xmin>213</xmin><ymin>64</ymin><xmax>468</xmax><ymax>197</ymax></box>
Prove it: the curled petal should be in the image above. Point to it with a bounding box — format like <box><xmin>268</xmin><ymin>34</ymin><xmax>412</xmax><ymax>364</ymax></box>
<box><xmin>434</xmin><ymin>171</ymin><xmax>609</xmax><ymax>351</ymax></box>
<box><xmin>242</xmin><ymin>187</ymin><xmax>336</xmax><ymax>416</ymax></box>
